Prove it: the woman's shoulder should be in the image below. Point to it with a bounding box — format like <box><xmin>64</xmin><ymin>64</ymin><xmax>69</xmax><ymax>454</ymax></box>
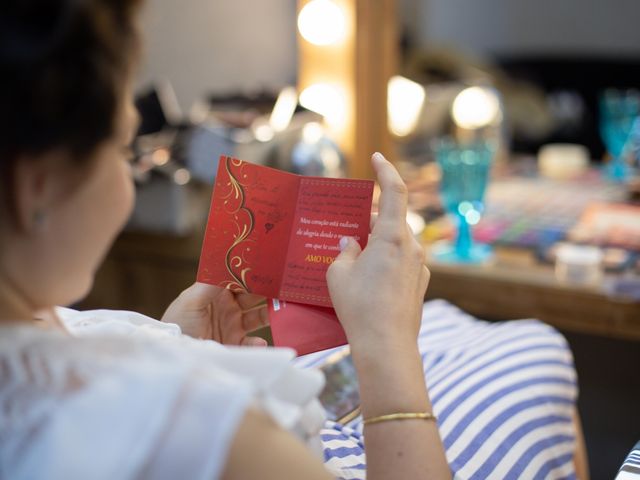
<box><xmin>0</xmin><ymin>320</ymin><xmax>325</xmax><ymax>479</ymax></box>
<box><xmin>0</xmin><ymin>325</ymin><xmax>194</xmax><ymax>478</ymax></box>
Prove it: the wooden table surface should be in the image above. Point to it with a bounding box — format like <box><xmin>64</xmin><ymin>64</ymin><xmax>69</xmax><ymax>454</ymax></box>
<box><xmin>425</xmin><ymin>247</ymin><xmax>640</xmax><ymax>341</ymax></box>
<box><xmin>82</xmin><ymin>227</ymin><xmax>640</xmax><ymax>341</ymax></box>
<box><xmin>404</xmin><ymin>161</ymin><xmax>640</xmax><ymax>341</ymax></box>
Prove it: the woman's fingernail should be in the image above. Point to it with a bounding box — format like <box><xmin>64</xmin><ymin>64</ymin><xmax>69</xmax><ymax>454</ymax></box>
<box><xmin>372</xmin><ymin>152</ymin><xmax>385</xmax><ymax>162</ymax></box>
<box><xmin>339</xmin><ymin>236</ymin><xmax>349</xmax><ymax>251</ymax></box>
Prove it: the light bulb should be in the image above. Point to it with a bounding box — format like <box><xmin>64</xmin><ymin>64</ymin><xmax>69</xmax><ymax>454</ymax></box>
<box><xmin>299</xmin><ymin>83</ymin><xmax>346</xmax><ymax>127</ymax></box>
<box><xmin>269</xmin><ymin>86</ymin><xmax>298</xmax><ymax>132</ymax></box>
<box><xmin>253</xmin><ymin>122</ymin><xmax>275</xmax><ymax>142</ymax></box>
<box><xmin>387</xmin><ymin>75</ymin><xmax>426</xmax><ymax>137</ymax></box>
<box><xmin>302</xmin><ymin>122</ymin><xmax>324</xmax><ymax>144</ymax></box>
<box><xmin>298</xmin><ymin>0</ymin><xmax>346</xmax><ymax>46</ymax></box>
<box><xmin>452</xmin><ymin>86</ymin><xmax>501</xmax><ymax>130</ymax></box>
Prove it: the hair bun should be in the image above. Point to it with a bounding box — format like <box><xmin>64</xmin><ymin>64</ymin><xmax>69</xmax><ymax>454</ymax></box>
<box><xmin>0</xmin><ymin>0</ymin><xmax>75</xmax><ymax>63</ymax></box>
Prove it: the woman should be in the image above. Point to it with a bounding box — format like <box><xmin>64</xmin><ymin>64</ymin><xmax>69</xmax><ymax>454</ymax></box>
<box><xmin>0</xmin><ymin>1</ymin><xmax>449</xmax><ymax>478</ymax></box>
<box><xmin>0</xmin><ymin>1</ymin><xmax>585</xmax><ymax>479</ymax></box>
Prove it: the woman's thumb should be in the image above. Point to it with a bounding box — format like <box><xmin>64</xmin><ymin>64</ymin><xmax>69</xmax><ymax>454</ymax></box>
<box><xmin>335</xmin><ymin>236</ymin><xmax>362</xmax><ymax>263</ymax></box>
<box><xmin>327</xmin><ymin>237</ymin><xmax>361</xmax><ymax>298</ymax></box>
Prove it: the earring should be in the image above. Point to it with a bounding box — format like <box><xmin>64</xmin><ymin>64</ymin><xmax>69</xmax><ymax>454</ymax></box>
<box><xmin>33</xmin><ymin>209</ymin><xmax>47</xmax><ymax>230</ymax></box>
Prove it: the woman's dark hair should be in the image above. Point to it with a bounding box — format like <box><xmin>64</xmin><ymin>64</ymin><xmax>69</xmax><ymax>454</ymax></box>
<box><xmin>0</xmin><ymin>0</ymin><xmax>142</xmax><ymax>168</ymax></box>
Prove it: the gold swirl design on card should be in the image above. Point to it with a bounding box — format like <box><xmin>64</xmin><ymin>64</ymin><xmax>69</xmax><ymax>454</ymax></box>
<box><xmin>221</xmin><ymin>157</ymin><xmax>254</xmax><ymax>291</ymax></box>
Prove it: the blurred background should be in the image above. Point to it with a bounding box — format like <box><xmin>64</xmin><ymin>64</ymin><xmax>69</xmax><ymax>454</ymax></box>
<box><xmin>80</xmin><ymin>1</ymin><xmax>640</xmax><ymax>476</ymax></box>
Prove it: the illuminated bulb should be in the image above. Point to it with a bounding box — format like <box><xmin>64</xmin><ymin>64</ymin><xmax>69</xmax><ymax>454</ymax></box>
<box><xmin>299</xmin><ymin>83</ymin><xmax>346</xmax><ymax>127</ymax></box>
<box><xmin>302</xmin><ymin>122</ymin><xmax>324</xmax><ymax>143</ymax></box>
<box><xmin>173</xmin><ymin>168</ymin><xmax>191</xmax><ymax>185</ymax></box>
<box><xmin>297</xmin><ymin>0</ymin><xmax>346</xmax><ymax>46</ymax></box>
<box><xmin>387</xmin><ymin>76</ymin><xmax>426</xmax><ymax>137</ymax></box>
<box><xmin>452</xmin><ymin>86</ymin><xmax>501</xmax><ymax>129</ymax></box>
<box><xmin>269</xmin><ymin>86</ymin><xmax>298</xmax><ymax>132</ymax></box>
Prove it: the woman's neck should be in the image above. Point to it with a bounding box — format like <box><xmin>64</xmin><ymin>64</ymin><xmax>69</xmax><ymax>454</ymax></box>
<box><xmin>0</xmin><ymin>272</ymin><xmax>38</xmax><ymax>324</ymax></box>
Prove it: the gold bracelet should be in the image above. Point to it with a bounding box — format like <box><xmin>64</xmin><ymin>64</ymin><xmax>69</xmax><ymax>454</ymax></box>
<box><xmin>363</xmin><ymin>412</ymin><xmax>437</xmax><ymax>426</ymax></box>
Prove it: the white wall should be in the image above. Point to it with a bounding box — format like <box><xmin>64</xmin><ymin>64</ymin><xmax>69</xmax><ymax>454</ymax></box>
<box><xmin>137</xmin><ymin>0</ymin><xmax>298</xmax><ymax>112</ymax></box>
<box><xmin>405</xmin><ymin>0</ymin><xmax>640</xmax><ymax>58</ymax></box>
<box><xmin>137</xmin><ymin>0</ymin><xmax>640</xmax><ymax>112</ymax></box>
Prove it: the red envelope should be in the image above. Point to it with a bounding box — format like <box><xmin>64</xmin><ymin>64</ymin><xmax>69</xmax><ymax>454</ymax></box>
<box><xmin>268</xmin><ymin>299</ymin><xmax>348</xmax><ymax>355</ymax></box>
<box><xmin>197</xmin><ymin>155</ymin><xmax>374</xmax><ymax>308</ymax></box>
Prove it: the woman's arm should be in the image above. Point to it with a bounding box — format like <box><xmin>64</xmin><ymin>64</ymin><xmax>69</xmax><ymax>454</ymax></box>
<box><xmin>573</xmin><ymin>408</ymin><xmax>590</xmax><ymax>480</ymax></box>
<box><xmin>327</xmin><ymin>152</ymin><xmax>450</xmax><ymax>480</ymax></box>
<box><xmin>221</xmin><ymin>409</ymin><xmax>333</xmax><ymax>480</ymax></box>
<box><xmin>349</xmin><ymin>340</ymin><xmax>449</xmax><ymax>479</ymax></box>
<box><xmin>223</xmin><ymin>152</ymin><xmax>449</xmax><ymax>480</ymax></box>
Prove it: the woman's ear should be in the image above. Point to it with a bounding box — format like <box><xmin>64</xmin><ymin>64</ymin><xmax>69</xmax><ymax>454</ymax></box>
<box><xmin>10</xmin><ymin>151</ymin><xmax>71</xmax><ymax>233</ymax></box>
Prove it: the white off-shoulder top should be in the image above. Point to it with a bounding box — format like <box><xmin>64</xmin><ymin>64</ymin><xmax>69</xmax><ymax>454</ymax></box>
<box><xmin>0</xmin><ymin>308</ymin><xmax>326</xmax><ymax>480</ymax></box>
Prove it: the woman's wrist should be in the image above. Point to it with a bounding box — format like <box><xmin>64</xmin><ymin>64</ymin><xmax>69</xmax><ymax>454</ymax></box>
<box><xmin>348</xmin><ymin>330</ymin><xmax>420</xmax><ymax>364</ymax></box>
<box><xmin>350</xmin><ymin>341</ymin><xmax>423</xmax><ymax>383</ymax></box>
<box><xmin>350</xmin><ymin>340</ymin><xmax>431</xmax><ymax>418</ymax></box>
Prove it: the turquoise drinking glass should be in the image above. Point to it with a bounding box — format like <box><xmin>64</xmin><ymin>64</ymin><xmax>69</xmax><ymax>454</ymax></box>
<box><xmin>433</xmin><ymin>139</ymin><xmax>494</xmax><ymax>263</ymax></box>
<box><xmin>599</xmin><ymin>89</ymin><xmax>640</xmax><ymax>182</ymax></box>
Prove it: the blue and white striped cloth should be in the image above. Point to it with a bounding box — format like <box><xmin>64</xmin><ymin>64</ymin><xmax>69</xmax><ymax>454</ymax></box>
<box><xmin>296</xmin><ymin>300</ymin><xmax>578</xmax><ymax>479</ymax></box>
<box><xmin>616</xmin><ymin>442</ymin><xmax>640</xmax><ymax>480</ymax></box>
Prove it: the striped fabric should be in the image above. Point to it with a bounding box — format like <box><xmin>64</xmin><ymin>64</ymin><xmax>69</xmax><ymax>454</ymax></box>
<box><xmin>616</xmin><ymin>442</ymin><xmax>640</xmax><ymax>480</ymax></box>
<box><xmin>296</xmin><ymin>300</ymin><xmax>578</xmax><ymax>480</ymax></box>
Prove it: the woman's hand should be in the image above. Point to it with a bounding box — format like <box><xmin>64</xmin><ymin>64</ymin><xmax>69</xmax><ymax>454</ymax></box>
<box><xmin>161</xmin><ymin>282</ymin><xmax>268</xmax><ymax>346</ymax></box>
<box><xmin>326</xmin><ymin>153</ymin><xmax>450</xmax><ymax>480</ymax></box>
<box><xmin>326</xmin><ymin>152</ymin><xmax>429</xmax><ymax>350</ymax></box>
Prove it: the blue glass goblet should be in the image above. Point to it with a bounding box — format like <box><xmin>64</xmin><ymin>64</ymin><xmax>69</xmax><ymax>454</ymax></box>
<box><xmin>433</xmin><ymin>140</ymin><xmax>494</xmax><ymax>263</ymax></box>
<box><xmin>599</xmin><ymin>89</ymin><xmax>640</xmax><ymax>182</ymax></box>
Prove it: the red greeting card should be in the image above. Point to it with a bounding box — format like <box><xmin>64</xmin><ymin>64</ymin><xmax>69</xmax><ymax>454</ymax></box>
<box><xmin>198</xmin><ymin>156</ymin><xmax>373</xmax><ymax>354</ymax></box>
<box><xmin>197</xmin><ymin>156</ymin><xmax>374</xmax><ymax>308</ymax></box>
<box><xmin>267</xmin><ymin>299</ymin><xmax>348</xmax><ymax>356</ymax></box>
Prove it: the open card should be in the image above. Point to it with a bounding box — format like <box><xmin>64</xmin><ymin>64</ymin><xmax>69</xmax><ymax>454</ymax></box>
<box><xmin>197</xmin><ymin>156</ymin><xmax>374</xmax><ymax>354</ymax></box>
<box><xmin>197</xmin><ymin>155</ymin><xmax>374</xmax><ymax>308</ymax></box>
<box><xmin>268</xmin><ymin>299</ymin><xmax>349</xmax><ymax>356</ymax></box>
